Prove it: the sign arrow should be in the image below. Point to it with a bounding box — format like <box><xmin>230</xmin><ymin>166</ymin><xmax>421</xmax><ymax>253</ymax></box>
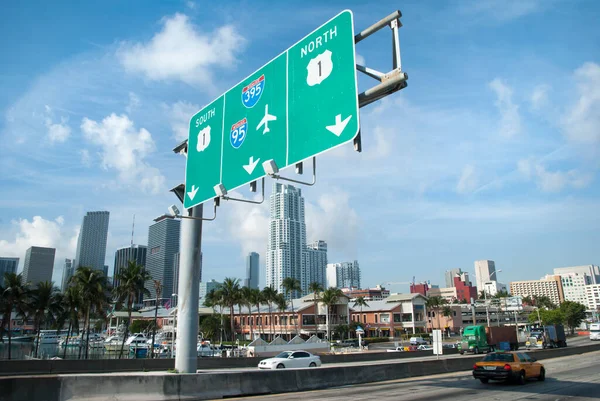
<box><xmin>187</xmin><ymin>185</ymin><xmax>199</xmax><ymax>200</ymax></box>
<box><xmin>325</xmin><ymin>114</ymin><xmax>352</xmax><ymax>137</ymax></box>
<box><xmin>243</xmin><ymin>156</ymin><xmax>260</xmax><ymax>175</ymax></box>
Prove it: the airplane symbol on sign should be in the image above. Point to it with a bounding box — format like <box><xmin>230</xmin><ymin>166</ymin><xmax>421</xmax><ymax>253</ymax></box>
<box><xmin>256</xmin><ymin>104</ymin><xmax>277</xmax><ymax>134</ymax></box>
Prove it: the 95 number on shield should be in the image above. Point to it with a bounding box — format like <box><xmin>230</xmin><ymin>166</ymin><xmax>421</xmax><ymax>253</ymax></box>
<box><xmin>230</xmin><ymin>118</ymin><xmax>247</xmax><ymax>149</ymax></box>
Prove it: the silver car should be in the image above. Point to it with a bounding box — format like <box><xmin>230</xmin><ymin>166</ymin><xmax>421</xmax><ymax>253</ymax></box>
<box><xmin>258</xmin><ymin>350</ymin><xmax>322</xmax><ymax>369</ymax></box>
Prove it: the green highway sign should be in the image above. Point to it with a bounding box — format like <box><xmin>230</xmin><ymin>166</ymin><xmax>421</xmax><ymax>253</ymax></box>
<box><xmin>184</xmin><ymin>10</ymin><xmax>359</xmax><ymax>209</ymax></box>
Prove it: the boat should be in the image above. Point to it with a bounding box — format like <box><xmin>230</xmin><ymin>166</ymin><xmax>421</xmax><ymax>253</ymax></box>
<box><xmin>129</xmin><ymin>343</ymin><xmax>150</xmax><ymax>358</ymax></box>
<box><xmin>34</xmin><ymin>330</ymin><xmax>70</xmax><ymax>345</ymax></box>
<box><xmin>104</xmin><ymin>335</ymin><xmax>125</xmax><ymax>352</ymax></box>
<box><xmin>59</xmin><ymin>336</ymin><xmax>81</xmax><ymax>347</ymax></box>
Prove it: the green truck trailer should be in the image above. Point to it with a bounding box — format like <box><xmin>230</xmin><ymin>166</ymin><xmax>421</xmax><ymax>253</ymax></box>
<box><xmin>458</xmin><ymin>325</ymin><xmax>519</xmax><ymax>354</ymax></box>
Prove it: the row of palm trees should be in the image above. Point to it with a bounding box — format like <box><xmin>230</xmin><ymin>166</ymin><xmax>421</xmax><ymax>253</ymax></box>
<box><xmin>204</xmin><ymin>278</ymin><xmax>346</xmax><ymax>342</ymax></box>
<box><xmin>0</xmin><ymin>260</ymin><xmax>155</xmax><ymax>360</ymax></box>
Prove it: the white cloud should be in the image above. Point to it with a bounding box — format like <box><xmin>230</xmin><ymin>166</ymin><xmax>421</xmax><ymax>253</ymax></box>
<box><xmin>125</xmin><ymin>92</ymin><xmax>140</xmax><ymax>114</ymax></box>
<box><xmin>456</xmin><ymin>164</ymin><xmax>478</xmax><ymax>194</ymax></box>
<box><xmin>305</xmin><ymin>189</ymin><xmax>360</xmax><ymax>258</ymax></box>
<box><xmin>186</xmin><ymin>1</ymin><xmax>196</xmax><ymax>9</ymax></box>
<box><xmin>118</xmin><ymin>13</ymin><xmax>246</xmax><ymax>88</ymax></box>
<box><xmin>0</xmin><ymin>216</ymin><xmax>79</xmax><ymax>281</ymax></box>
<box><xmin>355</xmin><ymin>53</ymin><xmax>366</xmax><ymax>66</ymax></box>
<box><xmin>80</xmin><ymin>113</ymin><xmax>165</xmax><ymax>194</ymax></box>
<box><xmin>44</xmin><ymin>106</ymin><xmax>71</xmax><ymax>143</ymax></box>
<box><xmin>164</xmin><ymin>100</ymin><xmax>199</xmax><ymax>141</ymax></box>
<box><xmin>79</xmin><ymin>149</ymin><xmax>91</xmax><ymax>167</ymax></box>
<box><xmin>530</xmin><ymin>84</ymin><xmax>550</xmax><ymax>110</ymax></box>
<box><xmin>489</xmin><ymin>78</ymin><xmax>521</xmax><ymax>138</ymax></box>
<box><xmin>517</xmin><ymin>159</ymin><xmax>593</xmax><ymax>192</ymax></box>
<box><xmin>562</xmin><ymin>62</ymin><xmax>600</xmax><ymax>144</ymax></box>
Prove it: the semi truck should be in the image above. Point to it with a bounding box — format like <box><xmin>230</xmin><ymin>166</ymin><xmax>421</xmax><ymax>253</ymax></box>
<box><xmin>590</xmin><ymin>323</ymin><xmax>600</xmax><ymax>341</ymax></box>
<box><xmin>458</xmin><ymin>325</ymin><xmax>518</xmax><ymax>354</ymax></box>
<box><xmin>526</xmin><ymin>324</ymin><xmax>567</xmax><ymax>348</ymax></box>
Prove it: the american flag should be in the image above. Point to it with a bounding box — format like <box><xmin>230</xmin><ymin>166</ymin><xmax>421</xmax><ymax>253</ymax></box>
<box><xmin>164</xmin><ymin>300</ymin><xmax>171</xmax><ymax>310</ymax></box>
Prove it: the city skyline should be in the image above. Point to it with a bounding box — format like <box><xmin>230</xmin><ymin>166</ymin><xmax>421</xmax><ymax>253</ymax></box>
<box><xmin>0</xmin><ymin>2</ymin><xmax>598</xmax><ymax>292</ymax></box>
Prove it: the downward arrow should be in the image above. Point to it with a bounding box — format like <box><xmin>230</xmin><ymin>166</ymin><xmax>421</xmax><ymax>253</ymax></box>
<box><xmin>326</xmin><ymin>114</ymin><xmax>352</xmax><ymax>137</ymax></box>
<box><xmin>187</xmin><ymin>185</ymin><xmax>199</xmax><ymax>200</ymax></box>
<box><xmin>243</xmin><ymin>156</ymin><xmax>260</xmax><ymax>175</ymax></box>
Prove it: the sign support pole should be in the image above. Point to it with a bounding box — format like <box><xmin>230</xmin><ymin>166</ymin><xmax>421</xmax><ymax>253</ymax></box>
<box><xmin>175</xmin><ymin>204</ymin><xmax>203</xmax><ymax>373</ymax></box>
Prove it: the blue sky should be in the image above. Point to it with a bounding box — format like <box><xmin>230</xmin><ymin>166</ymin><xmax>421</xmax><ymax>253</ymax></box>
<box><xmin>0</xmin><ymin>0</ymin><xmax>599</xmax><ymax>293</ymax></box>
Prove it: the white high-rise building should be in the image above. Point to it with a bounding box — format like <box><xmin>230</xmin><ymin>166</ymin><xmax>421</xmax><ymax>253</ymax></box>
<box><xmin>326</xmin><ymin>261</ymin><xmax>361</xmax><ymax>289</ymax></box>
<box><xmin>266</xmin><ymin>183</ymin><xmax>307</xmax><ymax>298</ymax></box>
<box><xmin>306</xmin><ymin>240</ymin><xmax>327</xmax><ymax>288</ymax></box>
<box><xmin>474</xmin><ymin>260</ymin><xmax>497</xmax><ymax>292</ymax></box>
<box><xmin>553</xmin><ymin>265</ymin><xmax>600</xmax><ymax>284</ymax></box>
<box><xmin>75</xmin><ymin>211</ymin><xmax>110</xmax><ymax>272</ymax></box>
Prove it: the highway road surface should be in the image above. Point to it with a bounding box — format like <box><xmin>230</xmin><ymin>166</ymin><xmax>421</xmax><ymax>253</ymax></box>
<box><xmin>220</xmin><ymin>350</ymin><xmax>600</xmax><ymax>401</ymax></box>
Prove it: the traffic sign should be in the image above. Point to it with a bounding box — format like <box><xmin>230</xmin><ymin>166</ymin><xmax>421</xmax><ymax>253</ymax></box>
<box><xmin>184</xmin><ymin>10</ymin><xmax>359</xmax><ymax>209</ymax></box>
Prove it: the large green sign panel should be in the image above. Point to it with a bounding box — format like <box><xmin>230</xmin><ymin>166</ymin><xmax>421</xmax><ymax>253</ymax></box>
<box><xmin>184</xmin><ymin>10</ymin><xmax>359</xmax><ymax>209</ymax></box>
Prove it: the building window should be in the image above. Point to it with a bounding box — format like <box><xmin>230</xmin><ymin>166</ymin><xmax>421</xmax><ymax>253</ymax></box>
<box><xmin>150</xmin><ymin>246</ymin><xmax>161</xmax><ymax>254</ymax></box>
<box><xmin>375</xmin><ymin>315</ymin><xmax>378</xmax><ymax>323</ymax></box>
<box><xmin>380</xmin><ymin>313</ymin><xmax>390</xmax><ymax>323</ymax></box>
<box><xmin>302</xmin><ymin>315</ymin><xmax>316</xmax><ymax>326</ymax></box>
<box><xmin>393</xmin><ymin>313</ymin><xmax>402</xmax><ymax>323</ymax></box>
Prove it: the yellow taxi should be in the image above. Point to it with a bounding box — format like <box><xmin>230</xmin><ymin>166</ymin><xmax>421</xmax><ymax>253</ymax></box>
<box><xmin>472</xmin><ymin>351</ymin><xmax>545</xmax><ymax>384</ymax></box>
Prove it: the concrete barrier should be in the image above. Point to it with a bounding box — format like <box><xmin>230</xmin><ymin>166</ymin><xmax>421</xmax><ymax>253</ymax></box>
<box><xmin>1</xmin><ymin>343</ymin><xmax>599</xmax><ymax>401</ymax></box>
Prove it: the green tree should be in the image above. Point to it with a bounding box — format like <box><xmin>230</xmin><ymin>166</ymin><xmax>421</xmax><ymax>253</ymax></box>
<box><xmin>200</xmin><ymin>314</ymin><xmax>222</xmax><ymax>342</ymax></box>
<box><xmin>150</xmin><ymin>279</ymin><xmax>162</xmax><ymax>358</ymax></box>
<box><xmin>534</xmin><ymin>295</ymin><xmax>556</xmax><ymax>310</ymax></box>
<box><xmin>73</xmin><ymin>266</ymin><xmax>110</xmax><ymax>359</ymax></box>
<box><xmin>262</xmin><ymin>286</ymin><xmax>278</xmax><ymax>339</ymax></box>
<box><xmin>321</xmin><ymin>287</ymin><xmax>344</xmax><ymax>341</ymax></box>
<box><xmin>493</xmin><ymin>290</ymin><xmax>510</xmax><ymax>299</ymax></box>
<box><xmin>241</xmin><ymin>286</ymin><xmax>254</xmax><ymax>340</ymax></box>
<box><xmin>282</xmin><ymin>277</ymin><xmax>302</xmax><ymax>337</ymax></box>
<box><xmin>0</xmin><ymin>273</ymin><xmax>30</xmax><ymax>359</ymax></box>
<box><xmin>308</xmin><ymin>282</ymin><xmax>324</xmax><ymax>338</ymax></box>
<box><xmin>521</xmin><ymin>296</ymin><xmax>534</xmax><ymax>306</ymax></box>
<box><xmin>334</xmin><ymin>324</ymin><xmax>349</xmax><ymax>341</ymax></box>
<box><xmin>540</xmin><ymin>308</ymin><xmax>565</xmax><ymax>325</ymax></box>
<box><xmin>113</xmin><ymin>261</ymin><xmax>152</xmax><ymax>359</ymax></box>
<box><xmin>248</xmin><ymin>288</ymin><xmax>264</xmax><ymax>338</ymax></box>
<box><xmin>560</xmin><ymin>301</ymin><xmax>587</xmax><ymax>334</ymax></box>
<box><xmin>221</xmin><ymin>278</ymin><xmax>241</xmax><ymax>342</ymax></box>
<box><xmin>274</xmin><ymin>293</ymin><xmax>287</xmax><ymax>338</ymax></box>
<box><xmin>30</xmin><ymin>281</ymin><xmax>61</xmax><ymax>358</ymax></box>
<box><xmin>352</xmin><ymin>296</ymin><xmax>369</xmax><ymax>327</ymax></box>
<box><xmin>61</xmin><ymin>285</ymin><xmax>83</xmax><ymax>359</ymax></box>
<box><xmin>426</xmin><ymin>296</ymin><xmax>446</xmax><ymax>331</ymax></box>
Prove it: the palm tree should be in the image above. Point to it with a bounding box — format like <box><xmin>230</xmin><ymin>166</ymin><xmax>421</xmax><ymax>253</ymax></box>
<box><xmin>1</xmin><ymin>273</ymin><xmax>30</xmax><ymax>359</ymax></box>
<box><xmin>62</xmin><ymin>285</ymin><xmax>83</xmax><ymax>359</ymax></box>
<box><xmin>30</xmin><ymin>281</ymin><xmax>61</xmax><ymax>358</ymax></box>
<box><xmin>204</xmin><ymin>288</ymin><xmax>225</xmax><ymax>343</ymax></box>
<box><xmin>426</xmin><ymin>296</ymin><xmax>446</xmax><ymax>332</ymax></box>
<box><xmin>308</xmin><ymin>282</ymin><xmax>324</xmax><ymax>338</ymax></box>
<box><xmin>220</xmin><ymin>278</ymin><xmax>241</xmax><ymax>342</ymax></box>
<box><xmin>150</xmin><ymin>279</ymin><xmax>162</xmax><ymax>358</ymax></box>
<box><xmin>240</xmin><ymin>287</ymin><xmax>253</xmax><ymax>341</ymax></box>
<box><xmin>72</xmin><ymin>266</ymin><xmax>109</xmax><ymax>359</ymax></box>
<box><xmin>353</xmin><ymin>296</ymin><xmax>369</xmax><ymax>326</ymax></box>
<box><xmin>113</xmin><ymin>261</ymin><xmax>152</xmax><ymax>359</ymax></box>
<box><xmin>321</xmin><ymin>287</ymin><xmax>344</xmax><ymax>341</ymax></box>
<box><xmin>282</xmin><ymin>277</ymin><xmax>302</xmax><ymax>337</ymax></box>
<box><xmin>248</xmin><ymin>288</ymin><xmax>264</xmax><ymax>338</ymax></box>
<box><xmin>274</xmin><ymin>293</ymin><xmax>287</xmax><ymax>338</ymax></box>
<box><xmin>262</xmin><ymin>286</ymin><xmax>278</xmax><ymax>340</ymax></box>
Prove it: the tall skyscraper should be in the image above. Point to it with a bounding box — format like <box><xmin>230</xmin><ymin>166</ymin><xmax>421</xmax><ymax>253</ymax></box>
<box><xmin>326</xmin><ymin>261</ymin><xmax>361</xmax><ymax>289</ymax></box>
<box><xmin>445</xmin><ymin>268</ymin><xmax>462</xmax><ymax>288</ymax></box>
<box><xmin>306</xmin><ymin>240</ymin><xmax>327</xmax><ymax>288</ymax></box>
<box><xmin>266</xmin><ymin>183</ymin><xmax>307</xmax><ymax>298</ymax></box>
<box><xmin>0</xmin><ymin>257</ymin><xmax>19</xmax><ymax>279</ymax></box>
<box><xmin>554</xmin><ymin>265</ymin><xmax>600</xmax><ymax>284</ymax></box>
<box><xmin>61</xmin><ymin>259</ymin><xmax>75</xmax><ymax>291</ymax></box>
<box><xmin>75</xmin><ymin>211</ymin><xmax>110</xmax><ymax>272</ymax></box>
<box><xmin>113</xmin><ymin>245</ymin><xmax>147</xmax><ymax>304</ymax></box>
<box><xmin>22</xmin><ymin>246</ymin><xmax>55</xmax><ymax>286</ymax></box>
<box><xmin>244</xmin><ymin>252</ymin><xmax>260</xmax><ymax>289</ymax></box>
<box><xmin>474</xmin><ymin>260</ymin><xmax>497</xmax><ymax>291</ymax></box>
<box><xmin>144</xmin><ymin>215</ymin><xmax>181</xmax><ymax>305</ymax></box>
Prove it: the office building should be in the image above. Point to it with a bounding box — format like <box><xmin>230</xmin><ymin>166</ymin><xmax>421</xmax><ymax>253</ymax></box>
<box><xmin>200</xmin><ymin>279</ymin><xmax>222</xmax><ymax>301</ymax></box>
<box><xmin>244</xmin><ymin>252</ymin><xmax>259</xmax><ymax>289</ymax></box>
<box><xmin>453</xmin><ymin>273</ymin><xmax>478</xmax><ymax>302</ymax></box>
<box><xmin>445</xmin><ymin>268</ymin><xmax>462</xmax><ymax>288</ymax></box>
<box><xmin>306</xmin><ymin>241</ymin><xmax>327</xmax><ymax>288</ymax></box>
<box><xmin>342</xmin><ymin>285</ymin><xmax>390</xmax><ymax>301</ymax></box>
<box><xmin>483</xmin><ymin>280</ymin><xmax>507</xmax><ymax>297</ymax></box>
<box><xmin>145</xmin><ymin>215</ymin><xmax>181</xmax><ymax>305</ymax></box>
<box><xmin>266</xmin><ymin>183</ymin><xmax>307</xmax><ymax>297</ymax></box>
<box><xmin>0</xmin><ymin>257</ymin><xmax>19</xmax><ymax>279</ymax></box>
<box><xmin>553</xmin><ymin>265</ymin><xmax>600</xmax><ymax>284</ymax></box>
<box><xmin>585</xmin><ymin>284</ymin><xmax>600</xmax><ymax>311</ymax></box>
<box><xmin>75</xmin><ymin>211</ymin><xmax>110</xmax><ymax>272</ymax></box>
<box><xmin>113</xmin><ymin>245</ymin><xmax>147</xmax><ymax>304</ymax></box>
<box><xmin>61</xmin><ymin>259</ymin><xmax>75</xmax><ymax>291</ymax></box>
<box><xmin>474</xmin><ymin>260</ymin><xmax>497</xmax><ymax>291</ymax></box>
<box><xmin>559</xmin><ymin>273</ymin><xmax>593</xmax><ymax>306</ymax></box>
<box><xmin>510</xmin><ymin>275</ymin><xmax>564</xmax><ymax>306</ymax></box>
<box><xmin>326</xmin><ymin>261</ymin><xmax>361</xmax><ymax>289</ymax></box>
<box><xmin>22</xmin><ymin>246</ymin><xmax>55</xmax><ymax>286</ymax></box>
<box><xmin>410</xmin><ymin>282</ymin><xmax>430</xmax><ymax>296</ymax></box>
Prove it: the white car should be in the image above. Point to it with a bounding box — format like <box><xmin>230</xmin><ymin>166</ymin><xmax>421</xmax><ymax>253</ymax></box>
<box><xmin>258</xmin><ymin>350</ymin><xmax>322</xmax><ymax>369</ymax></box>
<box><xmin>409</xmin><ymin>337</ymin><xmax>428</xmax><ymax>346</ymax></box>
